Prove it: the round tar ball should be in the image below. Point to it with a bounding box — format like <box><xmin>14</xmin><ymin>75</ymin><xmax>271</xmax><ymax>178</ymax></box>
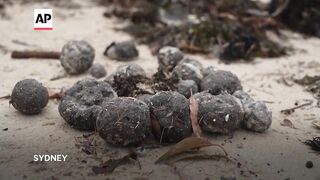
<box><xmin>10</xmin><ymin>79</ymin><xmax>48</xmax><ymax>115</ymax></box>
<box><xmin>173</xmin><ymin>62</ymin><xmax>203</xmax><ymax>85</ymax></box>
<box><xmin>243</xmin><ymin>101</ymin><xmax>272</xmax><ymax>132</ymax></box>
<box><xmin>177</xmin><ymin>80</ymin><xmax>198</xmax><ymax>98</ymax></box>
<box><xmin>90</xmin><ymin>63</ymin><xmax>107</xmax><ymax>79</ymax></box>
<box><xmin>201</xmin><ymin>70</ymin><xmax>242</xmax><ymax>95</ymax></box>
<box><xmin>58</xmin><ymin>79</ymin><xmax>117</xmax><ymax>131</ymax></box>
<box><xmin>96</xmin><ymin>97</ymin><xmax>150</xmax><ymax>146</ymax></box>
<box><xmin>60</xmin><ymin>40</ymin><xmax>95</xmax><ymax>75</ymax></box>
<box><xmin>104</xmin><ymin>41</ymin><xmax>139</xmax><ymax>61</ymax></box>
<box><xmin>157</xmin><ymin>46</ymin><xmax>184</xmax><ymax>73</ymax></box>
<box><xmin>149</xmin><ymin>91</ymin><xmax>192</xmax><ymax>143</ymax></box>
<box><xmin>191</xmin><ymin>92</ymin><xmax>244</xmax><ymax>134</ymax></box>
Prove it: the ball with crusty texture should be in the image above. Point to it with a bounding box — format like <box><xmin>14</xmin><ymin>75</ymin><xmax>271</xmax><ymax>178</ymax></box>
<box><xmin>105</xmin><ymin>64</ymin><xmax>148</xmax><ymax>96</ymax></box>
<box><xmin>90</xmin><ymin>63</ymin><xmax>107</xmax><ymax>79</ymax></box>
<box><xmin>191</xmin><ymin>92</ymin><xmax>244</xmax><ymax>134</ymax></box>
<box><xmin>202</xmin><ymin>66</ymin><xmax>216</xmax><ymax>77</ymax></box>
<box><xmin>157</xmin><ymin>46</ymin><xmax>184</xmax><ymax>73</ymax></box>
<box><xmin>178</xmin><ymin>58</ymin><xmax>203</xmax><ymax>70</ymax></box>
<box><xmin>10</xmin><ymin>79</ymin><xmax>48</xmax><ymax>115</ymax></box>
<box><xmin>58</xmin><ymin>79</ymin><xmax>117</xmax><ymax>131</ymax></box>
<box><xmin>176</xmin><ymin>80</ymin><xmax>198</xmax><ymax>98</ymax></box>
<box><xmin>60</xmin><ymin>40</ymin><xmax>95</xmax><ymax>75</ymax></box>
<box><xmin>96</xmin><ymin>97</ymin><xmax>150</xmax><ymax>146</ymax></box>
<box><xmin>201</xmin><ymin>70</ymin><xmax>242</xmax><ymax>95</ymax></box>
<box><xmin>233</xmin><ymin>90</ymin><xmax>272</xmax><ymax>132</ymax></box>
<box><xmin>173</xmin><ymin>62</ymin><xmax>203</xmax><ymax>85</ymax></box>
<box><xmin>243</xmin><ymin>101</ymin><xmax>272</xmax><ymax>132</ymax></box>
<box><xmin>104</xmin><ymin>41</ymin><xmax>139</xmax><ymax>61</ymax></box>
<box><xmin>149</xmin><ymin>91</ymin><xmax>192</xmax><ymax>143</ymax></box>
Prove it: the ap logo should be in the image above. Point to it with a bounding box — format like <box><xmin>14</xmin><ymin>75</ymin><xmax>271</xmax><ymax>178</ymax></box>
<box><xmin>34</xmin><ymin>9</ymin><xmax>53</xmax><ymax>30</ymax></box>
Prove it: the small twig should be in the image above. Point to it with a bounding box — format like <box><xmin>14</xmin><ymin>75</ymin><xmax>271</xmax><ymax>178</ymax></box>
<box><xmin>0</xmin><ymin>95</ymin><xmax>11</xmax><ymax>99</ymax></box>
<box><xmin>11</xmin><ymin>50</ymin><xmax>60</xmax><ymax>59</ymax></box>
<box><xmin>281</xmin><ymin>100</ymin><xmax>313</xmax><ymax>115</ymax></box>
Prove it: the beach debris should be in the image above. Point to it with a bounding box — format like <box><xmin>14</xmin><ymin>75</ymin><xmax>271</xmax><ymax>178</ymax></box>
<box><xmin>92</xmin><ymin>152</ymin><xmax>138</xmax><ymax>174</ymax></box>
<box><xmin>305</xmin><ymin>137</ymin><xmax>320</xmax><ymax>153</ymax></box>
<box><xmin>10</xmin><ymin>79</ymin><xmax>48</xmax><ymax>115</ymax></box>
<box><xmin>201</xmin><ymin>70</ymin><xmax>242</xmax><ymax>95</ymax></box>
<box><xmin>11</xmin><ymin>50</ymin><xmax>60</xmax><ymax>59</ymax></box>
<box><xmin>294</xmin><ymin>75</ymin><xmax>320</xmax><ymax>107</ymax></box>
<box><xmin>104</xmin><ymin>41</ymin><xmax>139</xmax><ymax>61</ymax></box>
<box><xmin>191</xmin><ymin>92</ymin><xmax>244</xmax><ymax>134</ymax></box>
<box><xmin>90</xmin><ymin>63</ymin><xmax>107</xmax><ymax>79</ymax></box>
<box><xmin>60</xmin><ymin>40</ymin><xmax>95</xmax><ymax>75</ymax></box>
<box><xmin>189</xmin><ymin>96</ymin><xmax>202</xmax><ymax>138</ymax></box>
<box><xmin>312</xmin><ymin>121</ymin><xmax>320</xmax><ymax>130</ymax></box>
<box><xmin>106</xmin><ymin>64</ymin><xmax>149</xmax><ymax>97</ymax></box>
<box><xmin>75</xmin><ymin>133</ymin><xmax>97</xmax><ymax>155</ymax></box>
<box><xmin>102</xmin><ymin>0</ymin><xmax>289</xmax><ymax>61</ymax></box>
<box><xmin>96</xmin><ymin>97</ymin><xmax>150</xmax><ymax>146</ymax></box>
<box><xmin>155</xmin><ymin>137</ymin><xmax>226</xmax><ymax>164</ymax></box>
<box><xmin>280</xmin><ymin>100</ymin><xmax>313</xmax><ymax>115</ymax></box>
<box><xmin>280</xmin><ymin>119</ymin><xmax>297</xmax><ymax>129</ymax></box>
<box><xmin>270</xmin><ymin>0</ymin><xmax>320</xmax><ymax>37</ymax></box>
<box><xmin>149</xmin><ymin>91</ymin><xmax>192</xmax><ymax>144</ymax></box>
<box><xmin>58</xmin><ymin>79</ymin><xmax>117</xmax><ymax>131</ymax></box>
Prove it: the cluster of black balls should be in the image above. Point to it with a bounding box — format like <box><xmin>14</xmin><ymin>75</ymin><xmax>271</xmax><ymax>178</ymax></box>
<box><xmin>10</xmin><ymin>45</ymin><xmax>271</xmax><ymax>147</ymax></box>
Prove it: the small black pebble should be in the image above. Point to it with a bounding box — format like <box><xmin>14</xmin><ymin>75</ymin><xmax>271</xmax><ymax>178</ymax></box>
<box><xmin>3</xmin><ymin>128</ymin><xmax>8</xmax><ymax>131</ymax></box>
<box><xmin>306</xmin><ymin>161</ymin><xmax>313</xmax><ymax>168</ymax></box>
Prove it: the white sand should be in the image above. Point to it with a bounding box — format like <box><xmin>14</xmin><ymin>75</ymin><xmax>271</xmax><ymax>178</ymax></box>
<box><xmin>0</xmin><ymin>1</ymin><xmax>319</xmax><ymax>180</ymax></box>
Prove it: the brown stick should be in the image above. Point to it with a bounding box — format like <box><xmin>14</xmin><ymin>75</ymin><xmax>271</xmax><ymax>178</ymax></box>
<box><xmin>11</xmin><ymin>50</ymin><xmax>60</xmax><ymax>59</ymax></box>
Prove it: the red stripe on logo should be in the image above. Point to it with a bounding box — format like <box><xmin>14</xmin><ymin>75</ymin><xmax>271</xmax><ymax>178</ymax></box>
<box><xmin>34</xmin><ymin>28</ymin><xmax>53</xmax><ymax>30</ymax></box>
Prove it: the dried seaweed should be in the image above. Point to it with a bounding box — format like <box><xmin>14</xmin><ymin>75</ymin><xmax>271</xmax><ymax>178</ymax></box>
<box><xmin>305</xmin><ymin>137</ymin><xmax>320</xmax><ymax>153</ymax></box>
<box><xmin>100</xmin><ymin>0</ymin><xmax>290</xmax><ymax>61</ymax></box>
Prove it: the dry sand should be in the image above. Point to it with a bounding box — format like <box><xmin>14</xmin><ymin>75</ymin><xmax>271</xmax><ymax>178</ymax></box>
<box><xmin>0</xmin><ymin>1</ymin><xmax>319</xmax><ymax>180</ymax></box>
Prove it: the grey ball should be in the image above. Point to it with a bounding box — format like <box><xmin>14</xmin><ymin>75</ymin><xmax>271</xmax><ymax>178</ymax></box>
<box><xmin>90</xmin><ymin>63</ymin><xmax>107</xmax><ymax>79</ymax></box>
<box><xmin>202</xmin><ymin>66</ymin><xmax>216</xmax><ymax>77</ymax></box>
<box><xmin>173</xmin><ymin>62</ymin><xmax>203</xmax><ymax>85</ymax></box>
<box><xmin>157</xmin><ymin>46</ymin><xmax>184</xmax><ymax>73</ymax></box>
<box><xmin>243</xmin><ymin>101</ymin><xmax>272</xmax><ymax>133</ymax></box>
<box><xmin>177</xmin><ymin>80</ymin><xmax>198</xmax><ymax>98</ymax></box>
<box><xmin>104</xmin><ymin>41</ymin><xmax>139</xmax><ymax>61</ymax></box>
<box><xmin>58</xmin><ymin>79</ymin><xmax>117</xmax><ymax>131</ymax></box>
<box><xmin>96</xmin><ymin>97</ymin><xmax>150</xmax><ymax>146</ymax></box>
<box><xmin>192</xmin><ymin>92</ymin><xmax>244</xmax><ymax>134</ymax></box>
<box><xmin>149</xmin><ymin>91</ymin><xmax>192</xmax><ymax>143</ymax></box>
<box><xmin>10</xmin><ymin>79</ymin><xmax>48</xmax><ymax>115</ymax></box>
<box><xmin>201</xmin><ymin>70</ymin><xmax>242</xmax><ymax>95</ymax></box>
<box><xmin>60</xmin><ymin>40</ymin><xmax>95</xmax><ymax>75</ymax></box>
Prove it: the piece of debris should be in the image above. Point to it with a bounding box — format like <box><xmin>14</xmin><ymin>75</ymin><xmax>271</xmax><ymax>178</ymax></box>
<box><xmin>47</xmin><ymin>88</ymin><xmax>65</xmax><ymax>100</ymax></box>
<box><xmin>10</xmin><ymin>79</ymin><xmax>49</xmax><ymax>115</ymax></box>
<box><xmin>58</xmin><ymin>79</ymin><xmax>117</xmax><ymax>131</ymax></box>
<box><xmin>104</xmin><ymin>41</ymin><xmax>139</xmax><ymax>61</ymax></box>
<box><xmin>0</xmin><ymin>94</ymin><xmax>11</xmax><ymax>99</ymax></box>
<box><xmin>92</xmin><ymin>152</ymin><xmax>138</xmax><ymax>174</ymax></box>
<box><xmin>60</xmin><ymin>40</ymin><xmax>95</xmax><ymax>75</ymax></box>
<box><xmin>96</xmin><ymin>97</ymin><xmax>150</xmax><ymax>146</ymax></box>
<box><xmin>90</xmin><ymin>63</ymin><xmax>107</xmax><ymax>79</ymax></box>
<box><xmin>281</xmin><ymin>100</ymin><xmax>313</xmax><ymax>115</ymax></box>
<box><xmin>201</xmin><ymin>70</ymin><xmax>242</xmax><ymax>95</ymax></box>
<box><xmin>75</xmin><ymin>133</ymin><xmax>97</xmax><ymax>155</ymax></box>
<box><xmin>189</xmin><ymin>96</ymin><xmax>202</xmax><ymax>138</ymax></box>
<box><xmin>305</xmin><ymin>161</ymin><xmax>314</xmax><ymax>168</ymax></box>
<box><xmin>280</xmin><ymin>119</ymin><xmax>297</xmax><ymax>129</ymax></box>
<box><xmin>155</xmin><ymin>137</ymin><xmax>226</xmax><ymax>164</ymax></box>
<box><xmin>11</xmin><ymin>50</ymin><xmax>60</xmax><ymax>59</ymax></box>
<box><xmin>305</xmin><ymin>137</ymin><xmax>320</xmax><ymax>152</ymax></box>
<box><xmin>106</xmin><ymin>64</ymin><xmax>149</xmax><ymax>97</ymax></box>
<box><xmin>312</xmin><ymin>121</ymin><xmax>320</xmax><ymax>130</ymax></box>
<box><xmin>3</xmin><ymin>128</ymin><xmax>8</xmax><ymax>131</ymax></box>
<box><xmin>191</xmin><ymin>92</ymin><xmax>244</xmax><ymax>134</ymax></box>
<box><xmin>149</xmin><ymin>91</ymin><xmax>192</xmax><ymax>144</ymax></box>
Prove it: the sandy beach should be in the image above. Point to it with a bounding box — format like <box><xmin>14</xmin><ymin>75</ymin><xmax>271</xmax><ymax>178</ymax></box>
<box><xmin>0</xmin><ymin>1</ymin><xmax>319</xmax><ymax>179</ymax></box>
